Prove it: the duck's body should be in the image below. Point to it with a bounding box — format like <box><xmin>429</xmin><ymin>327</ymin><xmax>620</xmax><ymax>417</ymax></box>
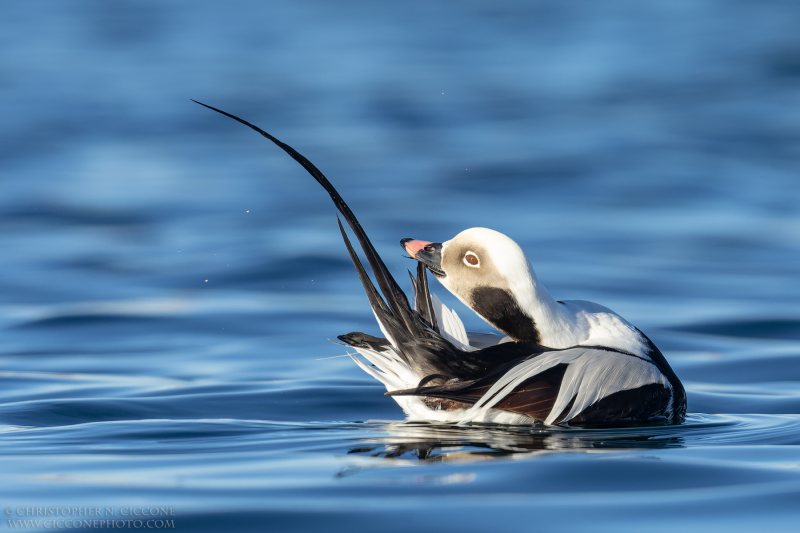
<box><xmin>348</xmin><ymin>293</ymin><xmax>681</xmax><ymax>425</ymax></box>
<box><xmin>198</xmin><ymin>101</ymin><xmax>687</xmax><ymax>426</ymax></box>
<box><xmin>398</xmin><ymin>227</ymin><xmax>685</xmax><ymax>424</ymax></box>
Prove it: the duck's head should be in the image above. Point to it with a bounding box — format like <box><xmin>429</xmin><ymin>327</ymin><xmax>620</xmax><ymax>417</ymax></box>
<box><xmin>401</xmin><ymin>228</ymin><xmax>543</xmax><ymax>344</ymax></box>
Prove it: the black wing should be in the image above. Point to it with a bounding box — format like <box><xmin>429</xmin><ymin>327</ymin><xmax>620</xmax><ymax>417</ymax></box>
<box><xmin>409</xmin><ymin>262</ymin><xmax>438</xmax><ymax>333</ymax></box>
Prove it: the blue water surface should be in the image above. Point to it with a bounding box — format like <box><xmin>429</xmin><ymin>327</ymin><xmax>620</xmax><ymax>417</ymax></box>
<box><xmin>1</xmin><ymin>1</ymin><xmax>800</xmax><ymax>531</ymax></box>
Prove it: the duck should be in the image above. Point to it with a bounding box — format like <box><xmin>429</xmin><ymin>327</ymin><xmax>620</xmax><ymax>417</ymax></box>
<box><xmin>400</xmin><ymin>229</ymin><xmax>686</xmax><ymax>424</ymax></box>
<box><xmin>195</xmin><ymin>100</ymin><xmax>687</xmax><ymax>426</ymax></box>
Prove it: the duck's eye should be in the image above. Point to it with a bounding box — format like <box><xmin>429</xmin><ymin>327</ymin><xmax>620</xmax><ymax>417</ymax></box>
<box><xmin>464</xmin><ymin>252</ymin><xmax>479</xmax><ymax>267</ymax></box>
<box><xmin>424</xmin><ymin>245</ymin><xmax>435</xmax><ymax>252</ymax></box>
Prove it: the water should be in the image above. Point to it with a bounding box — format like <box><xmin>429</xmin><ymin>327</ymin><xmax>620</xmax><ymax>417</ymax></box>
<box><xmin>1</xmin><ymin>1</ymin><xmax>800</xmax><ymax>531</ymax></box>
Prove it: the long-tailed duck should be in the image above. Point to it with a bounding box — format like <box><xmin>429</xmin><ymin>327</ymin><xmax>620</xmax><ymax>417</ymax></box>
<box><xmin>196</xmin><ymin>100</ymin><xmax>687</xmax><ymax>426</ymax></box>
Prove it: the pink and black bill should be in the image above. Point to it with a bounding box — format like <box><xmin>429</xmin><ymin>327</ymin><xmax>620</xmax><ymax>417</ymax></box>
<box><xmin>400</xmin><ymin>238</ymin><xmax>445</xmax><ymax>277</ymax></box>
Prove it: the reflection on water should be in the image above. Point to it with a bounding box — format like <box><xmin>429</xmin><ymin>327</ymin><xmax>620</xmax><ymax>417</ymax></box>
<box><xmin>349</xmin><ymin>422</ymin><xmax>684</xmax><ymax>462</ymax></box>
<box><xmin>348</xmin><ymin>414</ymin><xmax>800</xmax><ymax>463</ymax></box>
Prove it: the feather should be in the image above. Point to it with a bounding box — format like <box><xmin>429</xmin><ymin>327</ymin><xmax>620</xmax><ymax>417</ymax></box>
<box><xmin>431</xmin><ymin>293</ymin><xmax>474</xmax><ymax>351</ymax></box>
<box><xmin>456</xmin><ymin>348</ymin><xmax>666</xmax><ymax>425</ymax></box>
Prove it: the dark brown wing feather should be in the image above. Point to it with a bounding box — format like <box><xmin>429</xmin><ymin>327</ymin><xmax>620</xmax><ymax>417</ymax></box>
<box><xmin>490</xmin><ymin>365</ymin><xmax>567</xmax><ymax>420</ymax></box>
<box><xmin>408</xmin><ymin>262</ymin><xmax>438</xmax><ymax>333</ymax></box>
<box><xmin>388</xmin><ymin>363</ymin><xmax>569</xmax><ymax>420</ymax></box>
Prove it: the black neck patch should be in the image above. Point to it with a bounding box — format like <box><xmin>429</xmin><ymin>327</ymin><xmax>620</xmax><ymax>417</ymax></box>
<box><xmin>470</xmin><ymin>286</ymin><xmax>541</xmax><ymax>344</ymax></box>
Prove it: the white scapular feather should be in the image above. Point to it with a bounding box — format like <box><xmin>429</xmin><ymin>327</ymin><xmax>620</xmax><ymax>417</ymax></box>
<box><xmin>430</xmin><ymin>293</ymin><xmax>475</xmax><ymax>351</ymax></box>
<box><xmin>459</xmin><ymin>348</ymin><xmax>666</xmax><ymax>425</ymax></box>
<box><xmin>545</xmin><ymin>351</ymin><xmax>666</xmax><ymax>424</ymax></box>
<box><xmin>458</xmin><ymin>349</ymin><xmax>584</xmax><ymax>424</ymax></box>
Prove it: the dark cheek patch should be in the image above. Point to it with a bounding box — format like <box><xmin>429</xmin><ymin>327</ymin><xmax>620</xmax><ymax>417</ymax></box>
<box><xmin>470</xmin><ymin>286</ymin><xmax>541</xmax><ymax>344</ymax></box>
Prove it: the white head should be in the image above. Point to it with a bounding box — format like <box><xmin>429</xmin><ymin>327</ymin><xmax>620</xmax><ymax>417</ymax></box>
<box><xmin>402</xmin><ymin>228</ymin><xmax>546</xmax><ymax>344</ymax></box>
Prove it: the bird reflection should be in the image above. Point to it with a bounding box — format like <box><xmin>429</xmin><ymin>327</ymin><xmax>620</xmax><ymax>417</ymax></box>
<box><xmin>348</xmin><ymin>420</ymin><xmax>685</xmax><ymax>463</ymax></box>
